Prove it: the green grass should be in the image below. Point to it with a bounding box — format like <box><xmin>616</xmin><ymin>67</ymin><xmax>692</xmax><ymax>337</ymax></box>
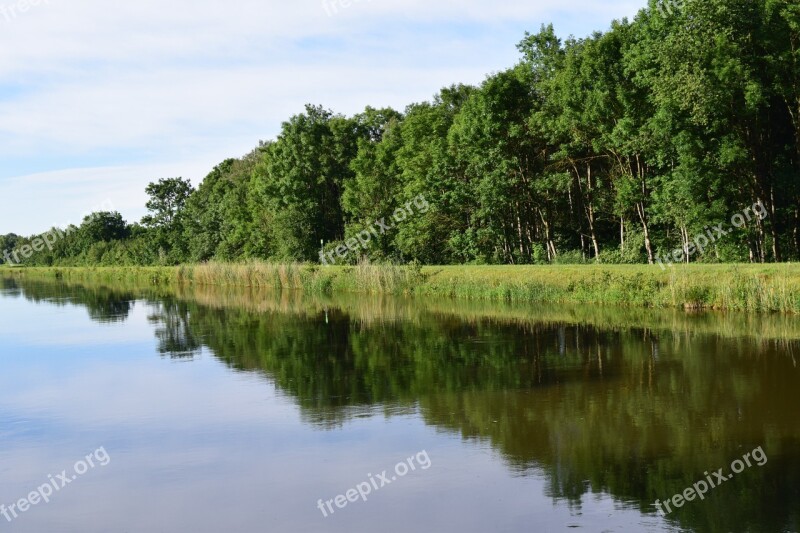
<box><xmin>4</xmin><ymin>262</ymin><xmax>800</xmax><ymax>313</ymax></box>
<box><xmin>416</xmin><ymin>264</ymin><xmax>800</xmax><ymax>312</ymax></box>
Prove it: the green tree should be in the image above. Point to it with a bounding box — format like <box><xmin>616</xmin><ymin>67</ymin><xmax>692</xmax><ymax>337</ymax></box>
<box><xmin>251</xmin><ymin>105</ymin><xmax>364</xmax><ymax>261</ymax></box>
<box><xmin>142</xmin><ymin>177</ymin><xmax>195</xmax><ymax>263</ymax></box>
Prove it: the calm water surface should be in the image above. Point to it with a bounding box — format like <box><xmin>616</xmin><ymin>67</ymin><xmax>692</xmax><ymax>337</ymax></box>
<box><xmin>0</xmin><ymin>276</ymin><xmax>798</xmax><ymax>532</ymax></box>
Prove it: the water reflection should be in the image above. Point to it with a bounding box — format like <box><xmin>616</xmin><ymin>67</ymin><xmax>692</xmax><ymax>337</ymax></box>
<box><xmin>3</xmin><ymin>275</ymin><xmax>800</xmax><ymax>533</ymax></box>
<box><xmin>147</xmin><ymin>298</ymin><xmax>203</xmax><ymax>358</ymax></box>
<box><xmin>7</xmin><ymin>277</ymin><xmax>136</xmax><ymax>323</ymax></box>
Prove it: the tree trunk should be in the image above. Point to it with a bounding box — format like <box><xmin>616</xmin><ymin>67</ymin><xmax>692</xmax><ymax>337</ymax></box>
<box><xmin>769</xmin><ymin>187</ymin><xmax>781</xmax><ymax>262</ymax></box>
<box><xmin>636</xmin><ymin>202</ymin><xmax>654</xmax><ymax>264</ymax></box>
<box><xmin>680</xmin><ymin>224</ymin><xmax>690</xmax><ymax>264</ymax></box>
<box><xmin>754</xmin><ymin>204</ymin><xmax>767</xmax><ymax>263</ymax></box>
<box><xmin>586</xmin><ymin>165</ymin><xmax>600</xmax><ymax>261</ymax></box>
<box><xmin>794</xmin><ymin>204</ymin><xmax>800</xmax><ymax>259</ymax></box>
<box><xmin>516</xmin><ymin>207</ymin><xmax>525</xmax><ymax>260</ymax></box>
<box><xmin>634</xmin><ymin>155</ymin><xmax>654</xmax><ymax>264</ymax></box>
<box><xmin>538</xmin><ymin>209</ymin><xmax>557</xmax><ymax>262</ymax></box>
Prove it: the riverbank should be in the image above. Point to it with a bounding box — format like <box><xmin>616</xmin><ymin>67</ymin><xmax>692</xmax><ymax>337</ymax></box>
<box><xmin>3</xmin><ymin>262</ymin><xmax>800</xmax><ymax>313</ymax></box>
<box><xmin>8</xmin><ymin>273</ymin><xmax>800</xmax><ymax>342</ymax></box>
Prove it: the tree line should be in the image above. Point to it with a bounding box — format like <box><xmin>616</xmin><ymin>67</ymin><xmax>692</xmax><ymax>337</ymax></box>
<box><xmin>3</xmin><ymin>0</ymin><xmax>799</xmax><ymax>267</ymax></box>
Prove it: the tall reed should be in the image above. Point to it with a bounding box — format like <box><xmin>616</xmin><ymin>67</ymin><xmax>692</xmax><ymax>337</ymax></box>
<box><xmin>4</xmin><ymin>262</ymin><xmax>800</xmax><ymax>313</ymax></box>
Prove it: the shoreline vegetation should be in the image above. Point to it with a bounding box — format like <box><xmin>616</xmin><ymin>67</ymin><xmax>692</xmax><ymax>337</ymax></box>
<box><xmin>3</xmin><ymin>262</ymin><xmax>800</xmax><ymax>314</ymax></box>
<box><xmin>6</xmin><ymin>268</ymin><xmax>800</xmax><ymax>347</ymax></box>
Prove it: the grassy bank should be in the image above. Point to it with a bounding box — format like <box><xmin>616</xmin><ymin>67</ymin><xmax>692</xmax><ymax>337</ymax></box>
<box><xmin>9</xmin><ymin>274</ymin><xmax>800</xmax><ymax>344</ymax></box>
<box><xmin>3</xmin><ymin>262</ymin><xmax>800</xmax><ymax>313</ymax></box>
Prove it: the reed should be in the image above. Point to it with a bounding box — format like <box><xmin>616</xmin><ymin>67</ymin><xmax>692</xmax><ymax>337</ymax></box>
<box><xmin>4</xmin><ymin>262</ymin><xmax>800</xmax><ymax>313</ymax></box>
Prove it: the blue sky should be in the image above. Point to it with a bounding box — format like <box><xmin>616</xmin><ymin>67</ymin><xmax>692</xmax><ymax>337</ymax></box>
<box><xmin>0</xmin><ymin>0</ymin><xmax>645</xmax><ymax>235</ymax></box>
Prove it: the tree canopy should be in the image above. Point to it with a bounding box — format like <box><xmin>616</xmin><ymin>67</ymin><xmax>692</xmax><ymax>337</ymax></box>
<box><xmin>3</xmin><ymin>0</ymin><xmax>798</xmax><ymax>267</ymax></box>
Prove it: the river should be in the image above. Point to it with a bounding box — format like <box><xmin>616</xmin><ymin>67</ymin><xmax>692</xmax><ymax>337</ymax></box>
<box><xmin>0</xmin><ymin>275</ymin><xmax>798</xmax><ymax>532</ymax></box>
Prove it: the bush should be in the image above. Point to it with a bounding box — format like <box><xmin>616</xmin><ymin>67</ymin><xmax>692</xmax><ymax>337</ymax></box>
<box><xmin>553</xmin><ymin>250</ymin><xmax>587</xmax><ymax>265</ymax></box>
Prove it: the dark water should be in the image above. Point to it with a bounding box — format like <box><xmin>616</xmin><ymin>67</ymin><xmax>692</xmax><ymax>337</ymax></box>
<box><xmin>0</xmin><ymin>276</ymin><xmax>799</xmax><ymax>533</ymax></box>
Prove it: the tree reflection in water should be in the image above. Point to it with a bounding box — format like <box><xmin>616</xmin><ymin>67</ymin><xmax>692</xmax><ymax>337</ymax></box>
<box><xmin>6</xmin><ymin>275</ymin><xmax>800</xmax><ymax>533</ymax></box>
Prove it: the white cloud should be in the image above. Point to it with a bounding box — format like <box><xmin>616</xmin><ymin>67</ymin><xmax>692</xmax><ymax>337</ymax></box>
<box><xmin>0</xmin><ymin>159</ymin><xmax>225</xmax><ymax>234</ymax></box>
<box><xmin>0</xmin><ymin>64</ymin><xmax>488</xmax><ymax>154</ymax></box>
<box><xmin>0</xmin><ymin>0</ymin><xmax>644</xmax><ymax>234</ymax></box>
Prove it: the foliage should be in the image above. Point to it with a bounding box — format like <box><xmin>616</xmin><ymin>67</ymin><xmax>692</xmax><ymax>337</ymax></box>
<box><xmin>3</xmin><ymin>0</ymin><xmax>799</xmax><ymax>267</ymax></box>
